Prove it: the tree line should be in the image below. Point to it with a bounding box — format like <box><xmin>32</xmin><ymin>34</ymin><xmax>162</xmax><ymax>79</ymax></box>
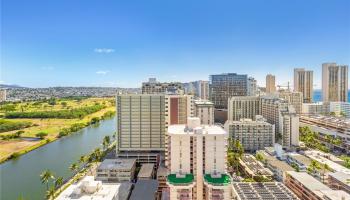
<box><xmin>5</xmin><ymin>105</ymin><xmax>106</xmax><ymax>119</ymax></box>
<box><xmin>0</xmin><ymin>119</ymin><xmax>32</xmax><ymax>133</ymax></box>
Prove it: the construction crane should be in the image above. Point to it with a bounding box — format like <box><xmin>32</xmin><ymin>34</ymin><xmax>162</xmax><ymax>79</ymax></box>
<box><xmin>277</xmin><ymin>81</ymin><xmax>291</xmax><ymax>91</ymax></box>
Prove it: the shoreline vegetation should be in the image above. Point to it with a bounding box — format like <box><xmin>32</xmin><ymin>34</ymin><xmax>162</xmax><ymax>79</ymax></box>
<box><xmin>0</xmin><ymin>97</ymin><xmax>116</xmax><ymax>164</ymax></box>
<box><xmin>38</xmin><ymin>138</ymin><xmax>116</xmax><ymax>200</ymax></box>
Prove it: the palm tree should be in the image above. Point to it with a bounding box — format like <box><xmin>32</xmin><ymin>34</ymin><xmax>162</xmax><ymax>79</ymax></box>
<box><xmin>227</xmin><ymin>139</ymin><xmax>244</xmax><ymax>175</ymax></box>
<box><xmin>46</xmin><ymin>186</ymin><xmax>56</xmax><ymax>200</ymax></box>
<box><xmin>308</xmin><ymin>160</ymin><xmax>320</xmax><ymax>176</ymax></box>
<box><xmin>54</xmin><ymin>176</ymin><xmax>63</xmax><ymax>191</ymax></box>
<box><xmin>93</xmin><ymin>148</ymin><xmax>102</xmax><ymax>162</ymax></box>
<box><xmin>40</xmin><ymin>170</ymin><xmax>55</xmax><ymax>190</ymax></box>
<box><xmin>322</xmin><ymin>163</ymin><xmax>331</xmax><ymax>183</ymax></box>
<box><xmin>69</xmin><ymin>163</ymin><xmax>79</xmax><ymax>174</ymax></box>
<box><xmin>102</xmin><ymin>136</ymin><xmax>111</xmax><ymax>150</ymax></box>
<box><xmin>78</xmin><ymin>155</ymin><xmax>86</xmax><ymax>165</ymax></box>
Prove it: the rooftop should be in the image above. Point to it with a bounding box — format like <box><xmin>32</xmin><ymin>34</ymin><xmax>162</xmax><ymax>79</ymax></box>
<box><xmin>167</xmin><ymin>173</ymin><xmax>194</xmax><ymax>185</ymax></box>
<box><xmin>97</xmin><ymin>158</ymin><xmax>136</xmax><ymax>171</ymax></box>
<box><xmin>329</xmin><ymin>171</ymin><xmax>350</xmax><ymax>186</ymax></box>
<box><xmin>240</xmin><ymin>154</ymin><xmax>273</xmax><ymax>177</ymax></box>
<box><xmin>157</xmin><ymin>166</ymin><xmax>168</xmax><ymax>177</ymax></box>
<box><xmin>269</xmin><ymin>159</ymin><xmax>295</xmax><ymax>172</ymax></box>
<box><xmin>288</xmin><ymin>153</ymin><xmax>311</xmax><ymax>166</ymax></box>
<box><xmin>137</xmin><ymin>163</ymin><xmax>154</xmax><ymax>178</ymax></box>
<box><xmin>56</xmin><ymin>176</ymin><xmax>132</xmax><ymax>200</ymax></box>
<box><xmin>286</xmin><ymin>171</ymin><xmax>330</xmax><ymax>191</ymax></box>
<box><xmin>129</xmin><ymin>180</ymin><xmax>159</xmax><ymax>200</ymax></box>
<box><xmin>232</xmin><ymin>182</ymin><xmax>299</xmax><ymax>200</ymax></box>
<box><xmin>313</xmin><ymin>190</ymin><xmax>350</xmax><ymax>200</ymax></box>
<box><xmin>194</xmin><ymin>100</ymin><xmax>214</xmax><ymax>106</ymax></box>
<box><xmin>168</xmin><ymin>124</ymin><xmax>227</xmax><ymax>135</ymax></box>
<box><xmin>304</xmin><ymin>151</ymin><xmax>350</xmax><ymax>174</ymax></box>
<box><xmin>204</xmin><ymin>173</ymin><xmax>231</xmax><ymax>186</ymax></box>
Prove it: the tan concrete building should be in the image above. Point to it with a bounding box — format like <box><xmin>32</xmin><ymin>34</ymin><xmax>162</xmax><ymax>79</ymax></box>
<box><xmin>116</xmin><ymin>94</ymin><xmax>166</xmax><ymax>152</ymax></box>
<box><xmin>279</xmin><ymin>90</ymin><xmax>303</xmax><ymax>114</ymax></box>
<box><xmin>322</xmin><ymin>63</ymin><xmax>348</xmax><ymax>102</ymax></box>
<box><xmin>194</xmin><ymin>100</ymin><xmax>214</xmax><ymax>125</ymax></box>
<box><xmin>95</xmin><ymin>158</ymin><xmax>136</xmax><ymax>182</ymax></box>
<box><xmin>294</xmin><ymin>68</ymin><xmax>313</xmax><ymax>103</ymax></box>
<box><xmin>224</xmin><ymin>117</ymin><xmax>275</xmax><ymax>152</ymax></box>
<box><xmin>279</xmin><ymin>106</ymin><xmax>299</xmax><ymax>148</ymax></box>
<box><xmin>167</xmin><ymin>117</ymin><xmax>231</xmax><ymax>200</ymax></box>
<box><xmin>228</xmin><ymin>96</ymin><xmax>261</xmax><ymax>121</ymax></box>
<box><xmin>266</xmin><ymin>74</ymin><xmax>276</xmax><ymax>93</ymax></box>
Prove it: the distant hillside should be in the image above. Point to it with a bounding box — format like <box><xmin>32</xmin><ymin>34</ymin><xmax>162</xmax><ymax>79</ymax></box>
<box><xmin>0</xmin><ymin>84</ymin><xmax>25</xmax><ymax>89</ymax></box>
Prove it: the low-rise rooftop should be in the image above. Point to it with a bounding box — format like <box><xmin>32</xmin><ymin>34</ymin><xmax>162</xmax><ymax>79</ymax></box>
<box><xmin>129</xmin><ymin>180</ymin><xmax>159</xmax><ymax>200</ymax></box>
<box><xmin>56</xmin><ymin>176</ymin><xmax>132</xmax><ymax>200</ymax></box>
<box><xmin>286</xmin><ymin>171</ymin><xmax>330</xmax><ymax>191</ymax></box>
<box><xmin>168</xmin><ymin>124</ymin><xmax>227</xmax><ymax>135</ymax></box>
<box><xmin>137</xmin><ymin>163</ymin><xmax>154</xmax><ymax>179</ymax></box>
<box><xmin>97</xmin><ymin>158</ymin><xmax>136</xmax><ymax>171</ymax></box>
<box><xmin>329</xmin><ymin>171</ymin><xmax>350</xmax><ymax>187</ymax></box>
<box><xmin>232</xmin><ymin>182</ymin><xmax>299</xmax><ymax>200</ymax></box>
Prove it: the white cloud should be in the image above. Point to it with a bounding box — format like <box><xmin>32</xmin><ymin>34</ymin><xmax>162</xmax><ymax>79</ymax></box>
<box><xmin>96</xmin><ymin>70</ymin><xmax>109</xmax><ymax>75</ymax></box>
<box><xmin>41</xmin><ymin>66</ymin><xmax>54</xmax><ymax>70</ymax></box>
<box><xmin>94</xmin><ymin>48</ymin><xmax>115</xmax><ymax>53</ymax></box>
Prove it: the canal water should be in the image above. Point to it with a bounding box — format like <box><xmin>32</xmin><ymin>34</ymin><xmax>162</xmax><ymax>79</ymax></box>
<box><xmin>0</xmin><ymin>117</ymin><xmax>116</xmax><ymax>200</ymax></box>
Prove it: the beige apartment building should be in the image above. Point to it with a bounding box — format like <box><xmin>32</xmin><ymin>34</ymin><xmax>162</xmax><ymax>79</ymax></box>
<box><xmin>261</xmin><ymin>97</ymin><xmax>299</xmax><ymax>149</ymax></box>
<box><xmin>116</xmin><ymin>94</ymin><xmax>166</xmax><ymax>152</ymax></box>
<box><xmin>294</xmin><ymin>68</ymin><xmax>313</xmax><ymax>103</ymax></box>
<box><xmin>228</xmin><ymin>96</ymin><xmax>261</xmax><ymax>121</ymax></box>
<box><xmin>224</xmin><ymin>116</ymin><xmax>275</xmax><ymax>152</ymax></box>
<box><xmin>0</xmin><ymin>89</ymin><xmax>6</xmax><ymax>102</ymax></box>
<box><xmin>279</xmin><ymin>106</ymin><xmax>299</xmax><ymax>148</ymax></box>
<box><xmin>322</xmin><ymin>63</ymin><xmax>348</xmax><ymax>102</ymax></box>
<box><xmin>194</xmin><ymin>100</ymin><xmax>214</xmax><ymax>125</ymax></box>
<box><xmin>95</xmin><ymin>158</ymin><xmax>136</xmax><ymax>182</ymax></box>
<box><xmin>266</xmin><ymin>74</ymin><xmax>276</xmax><ymax>93</ymax></box>
<box><xmin>167</xmin><ymin>117</ymin><xmax>231</xmax><ymax>200</ymax></box>
<box><xmin>279</xmin><ymin>90</ymin><xmax>303</xmax><ymax>114</ymax></box>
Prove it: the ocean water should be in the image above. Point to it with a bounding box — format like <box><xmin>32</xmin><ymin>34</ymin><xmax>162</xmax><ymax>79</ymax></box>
<box><xmin>313</xmin><ymin>90</ymin><xmax>350</xmax><ymax>102</ymax></box>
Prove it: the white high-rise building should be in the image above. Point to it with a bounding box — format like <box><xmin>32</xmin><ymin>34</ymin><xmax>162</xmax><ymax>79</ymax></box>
<box><xmin>183</xmin><ymin>81</ymin><xmax>209</xmax><ymax>100</ymax></box>
<box><xmin>248</xmin><ymin>77</ymin><xmax>258</xmax><ymax>96</ymax></box>
<box><xmin>294</xmin><ymin>68</ymin><xmax>313</xmax><ymax>103</ymax></box>
<box><xmin>194</xmin><ymin>100</ymin><xmax>214</xmax><ymax>125</ymax></box>
<box><xmin>196</xmin><ymin>80</ymin><xmax>209</xmax><ymax>100</ymax></box>
<box><xmin>224</xmin><ymin>116</ymin><xmax>275</xmax><ymax>152</ymax></box>
<box><xmin>322</xmin><ymin>63</ymin><xmax>348</xmax><ymax>102</ymax></box>
<box><xmin>261</xmin><ymin>96</ymin><xmax>299</xmax><ymax>148</ymax></box>
<box><xmin>167</xmin><ymin>117</ymin><xmax>231</xmax><ymax>200</ymax></box>
<box><xmin>266</xmin><ymin>74</ymin><xmax>276</xmax><ymax>93</ymax></box>
<box><xmin>279</xmin><ymin>106</ymin><xmax>299</xmax><ymax>148</ymax></box>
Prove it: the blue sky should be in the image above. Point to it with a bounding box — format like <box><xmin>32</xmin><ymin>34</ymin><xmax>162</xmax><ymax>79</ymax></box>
<box><xmin>1</xmin><ymin>0</ymin><xmax>350</xmax><ymax>88</ymax></box>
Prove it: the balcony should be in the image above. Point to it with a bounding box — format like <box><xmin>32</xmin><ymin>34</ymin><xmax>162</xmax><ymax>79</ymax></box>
<box><xmin>204</xmin><ymin>173</ymin><xmax>231</xmax><ymax>186</ymax></box>
<box><xmin>167</xmin><ymin>173</ymin><xmax>194</xmax><ymax>186</ymax></box>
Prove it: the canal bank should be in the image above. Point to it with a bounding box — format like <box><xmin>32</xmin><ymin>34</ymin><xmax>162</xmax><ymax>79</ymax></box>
<box><xmin>0</xmin><ymin>117</ymin><xmax>116</xmax><ymax>200</ymax></box>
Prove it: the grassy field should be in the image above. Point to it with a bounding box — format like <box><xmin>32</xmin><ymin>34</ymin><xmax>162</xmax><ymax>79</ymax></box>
<box><xmin>0</xmin><ymin>97</ymin><xmax>116</xmax><ymax>163</ymax></box>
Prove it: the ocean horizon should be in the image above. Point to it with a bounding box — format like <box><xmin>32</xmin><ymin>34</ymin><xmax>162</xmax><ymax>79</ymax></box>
<box><xmin>313</xmin><ymin>90</ymin><xmax>350</xmax><ymax>102</ymax></box>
